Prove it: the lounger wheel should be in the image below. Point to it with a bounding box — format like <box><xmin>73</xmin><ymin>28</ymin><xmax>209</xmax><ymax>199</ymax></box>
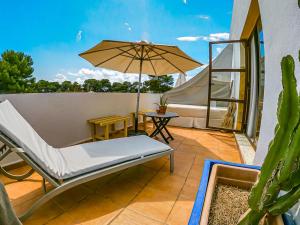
<box><xmin>0</xmin><ymin>147</ymin><xmax>35</xmax><ymax>181</ymax></box>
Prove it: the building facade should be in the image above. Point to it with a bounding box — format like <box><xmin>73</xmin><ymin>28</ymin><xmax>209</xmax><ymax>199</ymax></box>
<box><xmin>231</xmin><ymin>0</ymin><xmax>300</xmax><ymax>165</ymax></box>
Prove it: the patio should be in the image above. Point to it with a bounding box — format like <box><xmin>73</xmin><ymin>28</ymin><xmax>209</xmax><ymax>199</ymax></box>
<box><xmin>2</xmin><ymin>125</ymin><xmax>241</xmax><ymax>225</ymax></box>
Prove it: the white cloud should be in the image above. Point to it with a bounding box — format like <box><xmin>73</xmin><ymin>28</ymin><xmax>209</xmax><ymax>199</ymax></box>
<box><xmin>183</xmin><ymin>0</ymin><xmax>187</xmax><ymax>4</ymax></box>
<box><xmin>124</xmin><ymin>22</ymin><xmax>132</xmax><ymax>32</ymax></box>
<box><xmin>176</xmin><ymin>36</ymin><xmax>201</xmax><ymax>42</ymax></box>
<box><xmin>53</xmin><ymin>68</ymin><xmax>149</xmax><ymax>84</ymax></box>
<box><xmin>176</xmin><ymin>33</ymin><xmax>230</xmax><ymax>42</ymax></box>
<box><xmin>208</xmin><ymin>33</ymin><xmax>230</xmax><ymax>41</ymax></box>
<box><xmin>54</xmin><ymin>74</ymin><xmax>68</xmax><ymax>83</ymax></box>
<box><xmin>76</xmin><ymin>30</ymin><xmax>82</xmax><ymax>42</ymax></box>
<box><xmin>196</xmin><ymin>15</ymin><xmax>210</xmax><ymax>20</ymax></box>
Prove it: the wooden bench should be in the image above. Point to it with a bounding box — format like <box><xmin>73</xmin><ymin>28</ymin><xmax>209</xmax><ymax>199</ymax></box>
<box><xmin>88</xmin><ymin>115</ymin><xmax>129</xmax><ymax>141</ymax></box>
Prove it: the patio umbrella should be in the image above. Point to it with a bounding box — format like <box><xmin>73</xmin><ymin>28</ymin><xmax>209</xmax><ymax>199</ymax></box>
<box><xmin>79</xmin><ymin>40</ymin><xmax>202</xmax><ymax>133</ymax></box>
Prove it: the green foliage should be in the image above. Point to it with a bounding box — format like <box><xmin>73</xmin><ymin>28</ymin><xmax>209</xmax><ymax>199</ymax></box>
<box><xmin>238</xmin><ymin>54</ymin><xmax>300</xmax><ymax>224</ymax></box>
<box><xmin>160</xmin><ymin>96</ymin><xmax>168</xmax><ymax>106</ymax></box>
<box><xmin>0</xmin><ymin>50</ymin><xmax>35</xmax><ymax>93</ymax></box>
<box><xmin>143</xmin><ymin>75</ymin><xmax>174</xmax><ymax>93</ymax></box>
<box><xmin>60</xmin><ymin>81</ymin><xmax>73</xmax><ymax>92</ymax></box>
<box><xmin>33</xmin><ymin>80</ymin><xmax>59</xmax><ymax>93</ymax></box>
<box><xmin>111</xmin><ymin>82</ymin><xmax>128</xmax><ymax>92</ymax></box>
<box><xmin>98</xmin><ymin>79</ymin><xmax>112</xmax><ymax>92</ymax></box>
<box><xmin>0</xmin><ymin>50</ymin><xmax>174</xmax><ymax>94</ymax></box>
<box><xmin>83</xmin><ymin>79</ymin><xmax>100</xmax><ymax>92</ymax></box>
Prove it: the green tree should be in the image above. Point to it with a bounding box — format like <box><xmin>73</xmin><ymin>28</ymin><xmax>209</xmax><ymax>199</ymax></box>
<box><xmin>143</xmin><ymin>75</ymin><xmax>174</xmax><ymax>93</ymax></box>
<box><xmin>98</xmin><ymin>79</ymin><xmax>111</xmax><ymax>92</ymax></box>
<box><xmin>48</xmin><ymin>82</ymin><xmax>61</xmax><ymax>92</ymax></box>
<box><xmin>111</xmin><ymin>82</ymin><xmax>128</xmax><ymax>92</ymax></box>
<box><xmin>34</xmin><ymin>80</ymin><xmax>50</xmax><ymax>93</ymax></box>
<box><xmin>60</xmin><ymin>81</ymin><xmax>73</xmax><ymax>92</ymax></box>
<box><xmin>0</xmin><ymin>50</ymin><xmax>35</xmax><ymax>93</ymax></box>
<box><xmin>83</xmin><ymin>79</ymin><xmax>99</xmax><ymax>92</ymax></box>
<box><xmin>33</xmin><ymin>80</ymin><xmax>61</xmax><ymax>93</ymax></box>
<box><xmin>71</xmin><ymin>82</ymin><xmax>82</xmax><ymax>92</ymax></box>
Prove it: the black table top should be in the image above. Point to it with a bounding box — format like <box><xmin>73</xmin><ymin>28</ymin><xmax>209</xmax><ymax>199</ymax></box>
<box><xmin>145</xmin><ymin>112</ymin><xmax>179</xmax><ymax>118</ymax></box>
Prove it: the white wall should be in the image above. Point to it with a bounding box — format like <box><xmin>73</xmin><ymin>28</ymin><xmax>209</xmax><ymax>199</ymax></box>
<box><xmin>230</xmin><ymin>0</ymin><xmax>252</xmax><ymax>40</ymax></box>
<box><xmin>0</xmin><ymin>93</ymin><xmax>160</xmax><ymax>147</ymax></box>
<box><xmin>231</xmin><ymin>0</ymin><xmax>300</xmax><ymax>165</ymax></box>
<box><xmin>254</xmin><ymin>0</ymin><xmax>300</xmax><ymax>164</ymax></box>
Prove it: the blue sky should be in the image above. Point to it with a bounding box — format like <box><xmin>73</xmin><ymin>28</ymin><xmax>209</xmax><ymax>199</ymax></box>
<box><xmin>0</xmin><ymin>0</ymin><xmax>233</xmax><ymax>83</ymax></box>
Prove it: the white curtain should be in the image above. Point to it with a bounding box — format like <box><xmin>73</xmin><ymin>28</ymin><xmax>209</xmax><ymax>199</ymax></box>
<box><xmin>175</xmin><ymin>73</ymin><xmax>187</xmax><ymax>87</ymax></box>
<box><xmin>163</xmin><ymin>44</ymin><xmax>233</xmax><ymax>106</ymax></box>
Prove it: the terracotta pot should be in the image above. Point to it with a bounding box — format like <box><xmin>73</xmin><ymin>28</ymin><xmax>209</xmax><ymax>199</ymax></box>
<box><xmin>158</xmin><ymin>106</ymin><xmax>167</xmax><ymax>114</ymax></box>
<box><xmin>200</xmin><ymin>164</ymin><xmax>284</xmax><ymax>225</ymax></box>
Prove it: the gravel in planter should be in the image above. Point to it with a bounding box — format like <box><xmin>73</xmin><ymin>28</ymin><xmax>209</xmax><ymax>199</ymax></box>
<box><xmin>208</xmin><ymin>184</ymin><xmax>250</xmax><ymax>225</ymax></box>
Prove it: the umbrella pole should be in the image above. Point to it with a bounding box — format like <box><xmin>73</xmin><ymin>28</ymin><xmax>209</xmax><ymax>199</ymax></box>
<box><xmin>135</xmin><ymin>46</ymin><xmax>144</xmax><ymax>133</ymax></box>
<box><xmin>134</xmin><ymin>72</ymin><xmax>142</xmax><ymax>132</ymax></box>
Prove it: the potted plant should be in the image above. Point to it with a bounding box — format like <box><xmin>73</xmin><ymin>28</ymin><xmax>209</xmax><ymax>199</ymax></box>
<box><xmin>155</xmin><ymin>96</ymin><xmax>168</xmax><ymax>114</ymax></box>
<box><xmin>189</xmin><ymin>54</ymin><xmax>299</xmax><ymax>225</ymax></box>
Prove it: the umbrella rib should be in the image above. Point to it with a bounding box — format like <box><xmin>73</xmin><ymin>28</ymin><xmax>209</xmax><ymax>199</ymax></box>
<box><xmin>94</xmin><ymin>46</ymin><xmax>136</xmax><ymax>67</ymax></box>
<box><xmin>124</xmin><ymin>52</ymin><xmax>138</xmax><ymax>73</ymax></box>
<box><xmin>151</xmin><ymin>45</ymin><xmax>202</xmax><ymax>65</ymax></box>
<box><xmin>144</xmin><ymin>50</ymin><xmax>157</xmax><ymax>76</ymax></box>
<box><xmin>116</xmin><ymin>47</ymin><xmax>136</xmax><ymax>58</ymax></box>
<box><xmin>131</xmin><ymin>45</ymin><xmax>142</xmax><ymax>58</ymax></box>
<box><xmin>150</xmin><ymin>48</ymin><xmax>187</xmax><ymax>74</ymax></box>
<box><xmin>79</xmin><ymin>44</ymin><xmax>133</xmax><ymax>56</ymax></box>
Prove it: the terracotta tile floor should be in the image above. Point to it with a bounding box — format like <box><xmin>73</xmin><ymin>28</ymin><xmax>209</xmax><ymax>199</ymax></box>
<box><xmin>1</xmin><ymin>126</ymin><xmax>241</xmax><ymax>225</ymax></box>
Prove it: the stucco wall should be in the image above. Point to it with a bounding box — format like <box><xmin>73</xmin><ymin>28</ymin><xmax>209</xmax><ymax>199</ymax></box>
<box><xmin>231</xmin><ymin>0</ymin><xmax>300</xmax><ymax>165</ymax></box>
<box><xmin>230</xmin><ymin>0</ymin><xmax>252</xmax><ymax>40</ymax></box>
<box><xmin>254</xmin><ymin>0</ymin><xmax>300</xmax><ymax>164</ymax></box>
<box><xmin>0</xmin><ymin>93</ymin><xmax>160</xmax><ymax>147</ymax></box>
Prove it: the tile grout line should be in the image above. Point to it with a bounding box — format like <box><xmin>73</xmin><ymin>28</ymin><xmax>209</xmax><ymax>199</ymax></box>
<box><xmin>164</xmin><ymin>151</ymin><xmax>197</xmax><ymax>224</ymax></box>
<box><xmin>107</xmin><ymin>160</ymin><xmax>168</xmax><ymax>225</ymax></box>
<box><xmin>45</xmin><ymin>172</ymin><xmax>123</xmax><ymax>225</ymax></box>
<box><xmin>127</xmin><ymin>208</ymin><xmax>169</xmax><ymax>224</ymax></box>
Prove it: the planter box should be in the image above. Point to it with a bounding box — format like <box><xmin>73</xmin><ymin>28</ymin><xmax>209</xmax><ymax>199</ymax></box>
<box><xmin>188</xmin><ymin>160</ymin><xmax>294</xmax><ymax>225</ymax></box>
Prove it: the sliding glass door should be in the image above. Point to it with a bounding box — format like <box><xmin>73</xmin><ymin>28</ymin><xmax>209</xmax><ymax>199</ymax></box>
<box><xmin>206</xmin><ymin>40</ymin><xmax>249</xmax><ymax>132</ymax></box>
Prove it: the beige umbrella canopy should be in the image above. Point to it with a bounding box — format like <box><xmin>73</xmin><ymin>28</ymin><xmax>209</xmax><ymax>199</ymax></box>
<box><xmin>79</xmin><ymin>40</ymin><xmax>202</xmax><ymax>75</ymax></box>
<box><xmin>79</xmin><ymin>40</ymin><xmax>202</xmax><ymax>133</ymax></box>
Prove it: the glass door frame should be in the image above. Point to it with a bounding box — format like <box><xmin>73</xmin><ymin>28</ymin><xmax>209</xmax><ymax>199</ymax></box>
<box><xmin>206</xmin><ymin>39</ymin><xmax>250</xmax><ymax>132</ymax></box>
<box><xmin>244</xmin><ymin>19</ymin><xmax>265</xmax><ymax>148</ymax></box>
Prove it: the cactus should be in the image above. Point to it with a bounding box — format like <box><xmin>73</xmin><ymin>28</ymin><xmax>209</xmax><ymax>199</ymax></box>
<box><xmin>238</xmin><ymin>54</ymin><xmax>300</xmax><ymax>224</ymax></box>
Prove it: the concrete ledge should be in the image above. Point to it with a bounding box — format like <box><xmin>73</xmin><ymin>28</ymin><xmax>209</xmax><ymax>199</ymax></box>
<box><xmin>234</xmin><ymin>133</ymin><xmax>255</xmax><ymax>165</ymax></box>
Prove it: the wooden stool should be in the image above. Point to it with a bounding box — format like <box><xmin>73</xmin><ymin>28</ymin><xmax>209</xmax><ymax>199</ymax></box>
<box><xmin>88</xmin><ymin>115</ymin><xmax>129</xmax><ymax>141</ymax></box>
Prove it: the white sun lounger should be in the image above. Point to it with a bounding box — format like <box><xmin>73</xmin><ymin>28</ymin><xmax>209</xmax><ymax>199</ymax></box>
<box><xmin>0</xmin><ymin>100</ymin><xmax>174</xmax><ymax>221</ymax></box>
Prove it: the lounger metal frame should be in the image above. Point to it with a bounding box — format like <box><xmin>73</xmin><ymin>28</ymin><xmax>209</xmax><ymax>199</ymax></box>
<box><xmin>0</xmin><ymin>132</ymin><xmax>174</xmax><ymax>221</ymax></box>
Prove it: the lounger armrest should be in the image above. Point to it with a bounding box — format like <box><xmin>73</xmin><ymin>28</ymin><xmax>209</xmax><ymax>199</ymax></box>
<box><xmin>11</xmin><ymin>148</ymin><xmax>25</xmax><ymax>153</ymax></box>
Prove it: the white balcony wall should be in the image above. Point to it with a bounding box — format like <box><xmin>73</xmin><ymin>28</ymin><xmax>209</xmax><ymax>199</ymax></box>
<box><xmin>0</xmin><ymin>92</ymin><xmax>159</xmax><ymax>144</ymax></box>
<box><xmin>231</xmin><ymin>0</ymin><xmax>300</xmax><ymax>165</ymax></box>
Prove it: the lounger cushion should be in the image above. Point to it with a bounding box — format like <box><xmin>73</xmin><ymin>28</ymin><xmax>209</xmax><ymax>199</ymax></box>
<box><xmin>60</xmin><ymin>135</ymin><xmax>169</xmax><ymax>179</ymax></box>
<box><xmin>0</xmin><ymin>100</ymin><xmax>67</xmax><ymax>179</ymax></box>
<box><xmin>0</xmin><ymin>100</ymin><xmax>171</xmax><ymax>180</ymax></box>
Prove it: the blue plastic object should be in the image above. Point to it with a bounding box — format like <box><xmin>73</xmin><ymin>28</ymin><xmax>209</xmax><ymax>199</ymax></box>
<box><xmin>188</xmin><ymin>159</ymin><xmax>293</xmax><ymax>225</ymax></box>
